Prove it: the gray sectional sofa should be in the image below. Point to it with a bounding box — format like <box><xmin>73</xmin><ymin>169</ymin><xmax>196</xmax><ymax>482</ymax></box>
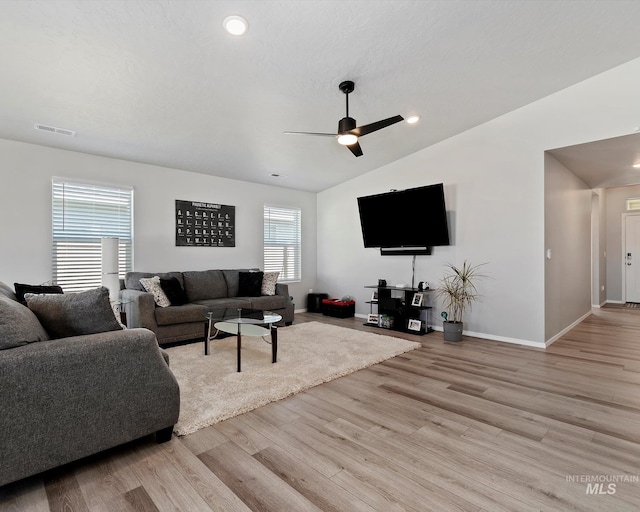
<box><xmin>121</xmin><ymin>269</ymin><xmax>294</xmax><ymax>345</ymax></box>
<box><xmin>0</xmin><ymin>282</ymin><xmax>180</xmax><ymax>487</ymax></box>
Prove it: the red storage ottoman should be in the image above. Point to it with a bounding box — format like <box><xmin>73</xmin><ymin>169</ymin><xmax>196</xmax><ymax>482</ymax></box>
<box><xmin>322</xmin><ymin>298</ymin><xmax>355</xmax><ymax>318</ymax></box>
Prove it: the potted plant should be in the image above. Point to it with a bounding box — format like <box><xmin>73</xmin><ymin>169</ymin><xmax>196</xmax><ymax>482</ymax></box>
<box><xmin>436</xmin><ymin>261</ymin><xmax>486</xmax><ymax>342</ymax></box>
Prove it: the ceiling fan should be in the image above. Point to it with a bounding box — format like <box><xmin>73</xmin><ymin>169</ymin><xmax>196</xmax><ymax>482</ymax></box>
<box><xmin>284</xmin><ymin>80</ymin><xmax>404</xmax><ymax>157</ymax></box>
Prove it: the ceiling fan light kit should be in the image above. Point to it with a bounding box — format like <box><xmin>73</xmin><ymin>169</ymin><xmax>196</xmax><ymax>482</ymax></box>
<box><xmin>285</xmin><ymin>80</ymin><xmax>403</xmax><ymax>157</ymax></box>
<box><xmin>337</xmin><ymin>133</ymin><xmax>358</xmax><ymax>146</ymax></box>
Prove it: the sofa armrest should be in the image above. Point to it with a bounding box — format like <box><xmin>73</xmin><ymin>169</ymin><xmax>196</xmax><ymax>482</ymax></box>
<box><xmin>275</xmin><ymin>283</ymin><xmax>289</xmax><ymax>297</ymax></box>
<box><xmin>274</xmin><ymin>283</ymin><xmax>294</xmax><ymax>324</ymax></box>
<box><xmin>121</xmin><ymin>288</ymin><xmax>158</xmax><ymax>332</ymax></box>
<box><xmin>0</xmin><ymin>328</ymin><xmax>180</xmax><ymax>486</ymax></box>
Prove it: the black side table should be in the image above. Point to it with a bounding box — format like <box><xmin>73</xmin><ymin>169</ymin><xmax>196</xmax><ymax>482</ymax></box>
<box><xmin>307</xmin><ymin>293</ymin><xmax>329</xmax><ymax>313</ymax></box>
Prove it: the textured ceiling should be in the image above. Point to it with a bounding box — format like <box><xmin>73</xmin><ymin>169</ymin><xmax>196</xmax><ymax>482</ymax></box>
<box><xmin>2</xmin><ymin>0</ymin><xmax>640</xmax><ymax>192</ymax></box>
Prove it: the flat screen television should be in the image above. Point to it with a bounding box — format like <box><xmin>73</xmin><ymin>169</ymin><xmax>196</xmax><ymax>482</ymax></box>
<box><xmin>357</xmin><ymin>183</ymin><xmax>450</xmax><ymax>250</ymax></box>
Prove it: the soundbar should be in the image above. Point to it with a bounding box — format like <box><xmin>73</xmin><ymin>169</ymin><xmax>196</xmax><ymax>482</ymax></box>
<box><xmin>380</xmin><ymin>247</ymin><xmax>432</xmax><ymax>256</ymax></box>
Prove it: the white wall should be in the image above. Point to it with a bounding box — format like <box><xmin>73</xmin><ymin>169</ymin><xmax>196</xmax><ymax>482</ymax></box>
<box><xmin>605</xmin><ymin>184</ymin><xmax>640</xmax><ymax>302</ymax></box>
<box><xmin>317</xmin><ymin>56</ymin><xmax>640</xmax><ymax>346</ymax></box>
<box><xmin>591</xmin><ymin>189</ymin><xmax>607</xmax><ymax>307</ymax></box>
<box><xmin>544</xmin><ymin>153</ymin><xmax>592</xmax><ymax>341</ymax></box>
<box><xmin>0</xmin><ymin>139</ymin><xmax>317</xmax><ymax>307</ymax></box>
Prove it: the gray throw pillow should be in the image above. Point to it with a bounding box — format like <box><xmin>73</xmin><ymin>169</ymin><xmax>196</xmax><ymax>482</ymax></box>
<box><xmin>0</xmin><ymin>296</ymin><xmax>50</xmax><ymax>350</ymax></box>
<box><xmin>25</xmin><ymin>287</ymin><xmax>123</xmax><ymax>339</ymax></box>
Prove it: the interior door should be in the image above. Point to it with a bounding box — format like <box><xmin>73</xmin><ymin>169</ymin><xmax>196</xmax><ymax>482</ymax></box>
<box><xmin>624</xmin><ymin>215</ymin><xmax>640</xmax><ymax>302</ymax></box>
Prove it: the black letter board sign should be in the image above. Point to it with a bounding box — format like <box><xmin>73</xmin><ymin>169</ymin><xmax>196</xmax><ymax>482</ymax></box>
<box><xmin>175</xmin><ymin>200</ymin><xmax>235</xmax><ymax>247</ymax></box>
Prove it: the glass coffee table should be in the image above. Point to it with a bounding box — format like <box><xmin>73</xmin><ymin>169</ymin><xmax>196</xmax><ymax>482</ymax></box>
<box><xmin>204</xmin><ymin>308</ymin><xmax>282</xmax><ymax>372</ymax></box>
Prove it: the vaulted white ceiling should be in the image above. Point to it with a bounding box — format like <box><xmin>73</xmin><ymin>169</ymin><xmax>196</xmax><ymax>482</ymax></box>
<box><xmin>2</xmin><ymin>0</ymin><xmax>640</xmax><ymax>192</ymax></box>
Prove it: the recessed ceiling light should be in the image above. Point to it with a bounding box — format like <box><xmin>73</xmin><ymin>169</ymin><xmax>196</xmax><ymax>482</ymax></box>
<box><xmin>406</xmin><ymin>115</ymin><xmax>420</xmax><ymax>124</ymax></box>
<box><xmin>633</xmin><ymin>163</ymin><xmax>640</xmax><ymax>169</ymax></box>
<box><xmin>223</xmin><ymin>15</ymin><xmax>248</xmax><ymax>36</ymax></box>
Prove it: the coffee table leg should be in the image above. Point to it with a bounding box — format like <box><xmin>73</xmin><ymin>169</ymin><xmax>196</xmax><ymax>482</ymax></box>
<box><xmin>237</xmin><ymin>325</ymin><xmax>242</xmax><ymax>372</ymax></box>
<box><xmin>204</xmin><ymin>319</ymin><xmax>211</xmax><ymax>355</ymax></box>
<box><xmin>271</xmin><ymin>325</ymin><xmax>277</xmax><ymax>363</ymax></box>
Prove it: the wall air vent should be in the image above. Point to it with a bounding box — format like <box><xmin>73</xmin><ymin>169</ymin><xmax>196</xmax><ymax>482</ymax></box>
<box><xmin>35</xmin><ymin>124</ymin><xmax>76</xmax><ymax>137</ymax></box>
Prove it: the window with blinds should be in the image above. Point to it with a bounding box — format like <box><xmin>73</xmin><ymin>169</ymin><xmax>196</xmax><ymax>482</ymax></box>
<box><xmin>52</xmin><ymin>178</ymin><xmax>133</xmax><ymax>292</ymax></box>
<box><xmin>264</xmin><ymin>205</ymin><xmax>301</xmax><ymax>282</ymax></box>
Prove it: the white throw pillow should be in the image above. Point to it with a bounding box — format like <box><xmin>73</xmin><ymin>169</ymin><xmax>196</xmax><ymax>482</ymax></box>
<box><xmin>139</xmin><ymin>276</ymin><xmax>171</xmax><ymax>307</ymax></box>
<box><xmin>261</xmin><ymin>271</ymin><xmax>279</xmax><ymax>296</ymax></box>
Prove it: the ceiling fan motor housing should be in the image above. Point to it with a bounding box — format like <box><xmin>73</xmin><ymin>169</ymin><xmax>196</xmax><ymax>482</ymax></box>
<box><xmin>338</xmin><ymin>116</ymin><xmax>356</xmax><ymax>134</ymax></box>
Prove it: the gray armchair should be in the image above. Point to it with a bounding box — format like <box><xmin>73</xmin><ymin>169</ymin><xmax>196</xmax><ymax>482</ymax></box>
<box><xmin>0</xmin><ymin>327</ymin><xmax>180</xmax><ymax>486</ymax></box>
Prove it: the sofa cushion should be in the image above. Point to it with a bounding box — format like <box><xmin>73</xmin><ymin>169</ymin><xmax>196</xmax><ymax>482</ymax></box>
<box><xmin>139</xmin><ymin>276</ymin><xmax>171</xmax><ymax>307</ymax></box>
<box><xmin>183</xmin><ymin>270</ymin><xmax>227</xmax><ymax>302</ymax></box>
<box><xmin>25</xmin><ymin>287</ymin><xmax>123</xmax><ymax>339</ymax></box>
<box><xmin>191</xmin><ymin>297</ymin><xmax>252</xmax><ymax>310</ymax></box>
<box><xmin>0</xmin><ymin>282</ymin><xmax>17</xmax><ymax>301</ymax></box>
<box><xmin>125</xmin><ymin>271</ymin><xmax>184</xmax><ymax>291</ymax></box>
<box><xmin>261</xmin><ymin>271</ymin><xmax>279</xmax><ymax>296</ymax></box>
<box><xmin>0</xmin><ymin>296</ymin><xmax>50</xmax><ymax>350</ymax></box>
<box><xmin>155</xmin><ymin>304</ymin><xmax>208</xmax><ymax>326</ymax></box>
<box><xmin>238</xmin><ymin>271</ymin><xmax>264</xmax><ymax>297</ymax></box>
<box><xmin>14</xmin><ymin>283</ymin><xmax>63</xmax><ymax>305</ymax></box>
<box><xmin>160</xmin><ymin>277</ymin><xmax>188</xmax><ymax>306</ymax></box>
<box><xmin>222</xmin><ymin>269</ymin><xmax>259</xmax><ymax>297</ymax></box>
<box><xmin>246</xmin><ymin>295</ymin><xmax>288</xmax><ymax>311</ymax></box>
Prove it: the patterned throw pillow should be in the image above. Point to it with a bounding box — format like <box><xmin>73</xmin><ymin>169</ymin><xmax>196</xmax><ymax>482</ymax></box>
<box><xmin>261</xmin><ymin>271</ymin><xmax>279</xmax><ymax>296</ymax></box>
<box><xmin>139</xmin><ymin>276</ymin><xmax>171</xmax><ymax>307</ymax></box>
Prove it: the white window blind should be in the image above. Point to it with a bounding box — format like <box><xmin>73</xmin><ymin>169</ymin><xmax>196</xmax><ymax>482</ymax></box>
<box><xmin>264</xmin><ymin>205</ymin><xmax>301</xmax><ymax>282</ymax></box>
<box><xmin>52</xmin><ymin>178</ymin><xmax>133</xmax><ymax>292</ymax></box>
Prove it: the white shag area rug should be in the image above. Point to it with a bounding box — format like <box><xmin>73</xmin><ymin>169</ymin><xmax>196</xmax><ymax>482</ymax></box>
<box><xmin>166</xmin><ymin>321</ymin><xmax>421</xmax><ymax>436</ymax></box>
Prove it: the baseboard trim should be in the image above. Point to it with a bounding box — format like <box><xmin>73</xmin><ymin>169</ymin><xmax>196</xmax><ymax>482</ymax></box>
<box><xmin>544</xmin><ymin>310</ymin><xmax>592</xmax><ymax>347</ymax></box>
<box><xmin>357</xmin><ymin>313</ymin><xmax>545</xmax><ymax>348</ymax></box>
<box><xmin>294</xmin><ymin>308</ymin><xmax>308</xmax><ymax>313</ymax></box>
<box><xmin>427</xmin><ymin>326</ymin><xmax>546</xmax><ymax>349</ymax></box>
<box><xmin>605</xmin><ymin>300</ymin><xmax>625</xmax><ymax>305</ymax></box>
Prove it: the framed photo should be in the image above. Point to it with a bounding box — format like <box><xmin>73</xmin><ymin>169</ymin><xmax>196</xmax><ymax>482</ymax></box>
<box><xmin>411</xmin><ymin>293</ymin><xmax>423</xmax><ymax>307</ymax></box>
<box><xmin>407</xmin><ymin>319</ymin><xmax>422</xmax><ymax>332</ymax></box>
<box><xmin>371</xmin><ymin>291</ymin><xmax>378</xmax><ymax>301</ymax></box>
<box><xmin>367</xmin><ymin>313</ymin><xmax>379</xmax><ymax>325</ymax></box>
<box><xmin>379</xmin><ymin>315</ymin><xmax>394</xmax><ymax>329</ymax></box>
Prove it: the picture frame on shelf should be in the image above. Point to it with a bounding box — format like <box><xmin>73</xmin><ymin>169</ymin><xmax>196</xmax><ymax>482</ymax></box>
<box><xmin>379</xmin><ymin>314</ymin><xmax>394</xmax><ymax>329</ymax></box>
<box><xmin>367</xmin><ymin>313</ymin><xmax>379</xmax><ymax>325</ymax></box>
<box><xmin>411</xmin><ymin>293</ymin><xmax>423</xmax><ymax>307</ymax></box>
<box><xmin>371</xmin><ymin>290</ymin><xmax>378</xmax><ymax>301</ymax></box>
<box><xmin>407</xmin><ymin>319</ymin><xmax>422</xmax><ymax>332</ymax></box>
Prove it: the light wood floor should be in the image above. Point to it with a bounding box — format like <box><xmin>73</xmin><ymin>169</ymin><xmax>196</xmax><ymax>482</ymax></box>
<box><xmin>2</xmin><ymin>308</ymin><xmax>640</xmax><ymax>511</ymax></box>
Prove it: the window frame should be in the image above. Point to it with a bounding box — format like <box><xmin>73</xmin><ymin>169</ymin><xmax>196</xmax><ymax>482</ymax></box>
<box><xmin>263</xmin><ymin>204</ymin><xmax>301</xmax><ymax>283</ymax></box>
<box><xmin>51</xmin><ymin>177</ymin><xmax>134</xmax><ymax>293</ymax></box>
<box><xmin>626</xmin><ymin>197</ymin><xmax>640</xmax><ymax>211</ymax></box>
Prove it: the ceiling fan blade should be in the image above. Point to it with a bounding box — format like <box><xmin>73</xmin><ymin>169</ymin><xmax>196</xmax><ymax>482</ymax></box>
<box><xmin>351</xmin><ymin>115</ymin><xmax>404</xmax><ymax>137</ymax></box>
<box><xmin>283</xmin><ymin>131</ymin><xmax>336</xmax><ymax>137</ymax></box>
<box><xmin>346</xmin><ymin>141</ymin><xmax>363</xmax><ymax>157</ymax></box>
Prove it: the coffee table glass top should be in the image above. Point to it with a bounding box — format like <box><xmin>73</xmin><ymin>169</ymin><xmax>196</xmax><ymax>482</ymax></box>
<box><xmin>205</xmin><ymin>308</ymin><xmax>282</xmax><ymax>325</ymax></box>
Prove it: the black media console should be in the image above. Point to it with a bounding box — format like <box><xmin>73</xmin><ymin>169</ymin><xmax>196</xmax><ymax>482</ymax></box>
<box><xmin>364</xmin><ymin>284</ymin><xmax>433</xmax><ymax>335</ymax></box>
